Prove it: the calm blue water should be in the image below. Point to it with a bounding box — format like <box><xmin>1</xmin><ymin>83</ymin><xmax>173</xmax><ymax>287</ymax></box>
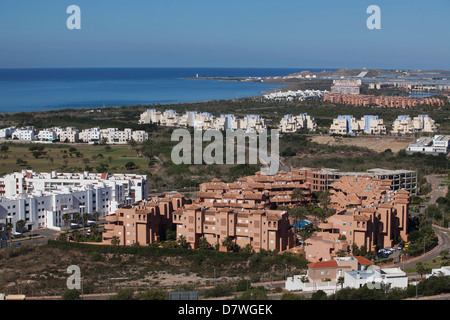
<box><xmin>0</xmin><ymin>67</ymin><xmax>331</xmax><ymax>113</ymax></box>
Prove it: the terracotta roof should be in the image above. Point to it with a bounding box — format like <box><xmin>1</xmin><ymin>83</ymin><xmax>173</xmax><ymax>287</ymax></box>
<box><xmin>354</xmin><ymin>256</ymin><xmax>374</xmax><ymax>265</ymax></box>
<box><xmin>307</xmin><ymin>260</ymin><xmax>339</xmax><ymax>269</ymax></box>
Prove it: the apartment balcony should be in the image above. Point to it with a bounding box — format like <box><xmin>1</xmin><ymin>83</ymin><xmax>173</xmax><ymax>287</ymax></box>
<box><xmin>103</xmin><ymin>224</ymin><xmax>116</xmax><ymax>231</ymax></box>
<box><xmin>102</xmin><ymin>231</ymin><xmax>115</xmax><ymax>239</ymax></box>
<box><xmin>105</xmin><ymin>214</ymin><xmax>119</xmax><ymax>223</ymax></box>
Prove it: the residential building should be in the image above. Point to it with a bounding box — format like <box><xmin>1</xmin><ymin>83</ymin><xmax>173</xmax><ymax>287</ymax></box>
<box><xmin>11</xmin><ymin>127</ymin><xmax>35</xmax><ymax>141</ymax></box>
<box><xmin>57</xmin><ymin>127</ymin><xmax>79</xmax><ymax>143</ymax></box>
<box><xmin>263</xmin><ymin>90</ymin><xmax>326</xmax><ymax>101</ymax></box>
<box><xmin>304</xmin><ymin>176</ymin><xmax>410</xmax><ymax>262</ymax></box>
<box><xmin>331</xmin><ymin>79</ymin><xmax>362</xmax><ymax>95</ymax></box>
<box><xmin>285</xmin><ymin>256</ymin><xmax>374</xmax><ymax>292</ymax></box>
<box><xmin>344</xmin><ymin>267</ymin><xmax>408</xmax><ymax>289</ymax></box>
<box><xmin>329</xmin><ymin>115</ymin><xmax>386</xmax><ymax>135</ymax></box>
<box><xmin>102</xmin><ymin>193</ymin><xmax>185</xmax><ymax>246</ymax></box>
<box><xmin>301</xmin><ymin>167</ymin><xmax>417</xmax><ymax>195</ymax></box>
<box><xmin>426</xmin><ymin>266</ymin><xmax>450</xmax><ymax>278</ymax></box>
<box><xmin>0</xmin><ymin>183</ymin><xmax>116</xmax><ymax>231</ymax></box>
<box><xmin>279</xmin><ymin>114</ymin><xmax>317</xmax><ymax>133</ymax></box>
<box><xmin>0</xmin><ymin>127</ymin><xmax>16</xmax><ymax>139</ymax></box>
<box><xmin>37</xmin><ymin>128</ymin><xmax>58</xmax><ymax>142</ymax></box>
<box><xmin>406</xmin><ymin>135</ymin><xmax>450</xmax><ymax>155</ymax></box>
<box><xmin>324</xmin><ymin>93</ymin><xmax>445</xmax><ymax>108</ymax></box>
<box><xmin>172</xmin><ymin>205</ymin><xmax>295</xmax><ymax>252</ymax></box>
<box><xmin>391</xmin><ymin>115</ymin><xmax>437</xmax><ymax>135</ymax></box>
<box><xmin>0</xmin><ymin>170</ymin><xmax>148</xmax><ymax>231</ymax></box>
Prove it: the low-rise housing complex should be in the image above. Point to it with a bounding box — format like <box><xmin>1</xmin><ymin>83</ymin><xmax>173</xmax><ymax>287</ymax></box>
<box><xmin>286</xmin><ymin>255</ymin><xmax>408</xmax><ymax>293</ymax></box>
<box><xmin>279</xmin><ymin>114</ymin><xmax>317</xmax><ymax>133</ymax></box>
<box><xmin>139</xmin><ymin>109</ymin><xmax>268</xmax><ymax>133</ymax></box>
<box><xmin>263</xmin><ymin>89</ymin><xmax>326</xmax><ymax>101</ymax></box>
<box><xmin>329</xmin><ymin>115</ymin><xmax>386</xmax><ymax>135</ymax></box>
<box><xmin>391</xmin><ymin>115</ymin><xmax>437</xmax><ymax>135</ymax></box>
<box><xmin>0</xmin><ymin>126</ymin><xmax>147</xmax><ymax>144</ymax></box>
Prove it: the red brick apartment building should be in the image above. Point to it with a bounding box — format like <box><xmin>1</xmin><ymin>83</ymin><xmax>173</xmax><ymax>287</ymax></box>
<box><xmin>102</xmin><ymin>169</ymin><xmax>410</xmax><ymax>261</ymax></box>
<box><xmin>305</xmin><ymin>176</ymin><xmax>409</xmax><ymax>262</ymax></box>
<box><xmin>102</xmin><ymin>193</ymin><xmax>185</xmax><ymax>246</ymax></box>
<box><xmin>324</xmin><ymin>92</ymin><xmax>444</xmax><ymax>108</ymax></box>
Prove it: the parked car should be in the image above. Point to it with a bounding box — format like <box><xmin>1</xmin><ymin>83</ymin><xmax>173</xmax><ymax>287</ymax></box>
<box><xmin>397</xmin><ymin>243</ymin><xmax>404</xmax><ymax>250</ymax></box>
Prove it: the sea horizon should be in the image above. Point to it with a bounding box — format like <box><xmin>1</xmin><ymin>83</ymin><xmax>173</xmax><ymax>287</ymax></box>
<box><xmin>0</xmin><ymin>67</ymin><xmax>337</xmax><ymax>114</ymax></box>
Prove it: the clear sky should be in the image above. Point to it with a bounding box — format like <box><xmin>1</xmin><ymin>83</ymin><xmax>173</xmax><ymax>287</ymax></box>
<box><xmin>0</xmin><ymin>0</ymin><xmax>449</xmax><ymax>69</ymax></box>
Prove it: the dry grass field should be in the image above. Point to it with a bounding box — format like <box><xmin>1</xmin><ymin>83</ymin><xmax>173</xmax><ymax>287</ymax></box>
<box><xmin>310</xmin><ymin>135</ymin><xmax>413</xmax><ymax>153</ymax></box>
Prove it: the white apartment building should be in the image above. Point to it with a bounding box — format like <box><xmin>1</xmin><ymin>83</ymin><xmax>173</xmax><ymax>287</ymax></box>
<box><xmin>0</xmin><ymin>127</ymin><xmax>16</xmax><ymax>139</ymax></box>
<box><xmin>79</xmin><ymin>127</ymin><xmax>102</xmax><ymax>143</ymax></box>
<box><xmin>11</xmin><ymin>127</ymin><xmax>36</xmax><ymax>141</ymax></box>
<box><xmin>0</xmin><ymin>184</ymin><xmax>114</xmax><ymax>231</ymax></box>
<box><xmin>263</xmin><ymin>90</ymin><xmax>326</xmax><ymax>101</ymax></box>
<box><xmin>391</xmin><ymin>115</ymin><xmax>437</xmax><ymax>135</ymax></box>
<box><xmin>78</xmin><ymin>127</ymin><xmax>147</xmax><ymax>144</ymax></box>
<box><xmin>241</xmin><ymin>115</ymin><xmax>267</xmax><ymax>133</ymax></box>
<box><xmin>0</xmin><ymin>170</ymin><xmax>148</xmax><ymax>231</ymax></box>
<box><xmin>329</xmin><ymin>115</ymin><xmax>386</xmax><ymax>135</ymax></box>
<box><xmin>138</xmin><ymin>110</ymin><xmax>267</xmax><ymax>133</ymax></box>
<box><xmin>58</xmin><ymin>127</ymin><xmax>79</xmax><ymax>143</ymax></box>
<box><xmin>37</xmin><ymin>128</ymin><xmax>58</xmax><ymax>142</ymax></box>
<box><xmin>279</xmin><ymin>113</ymin><xmax>317</xmax><ymax>133</ymax></box>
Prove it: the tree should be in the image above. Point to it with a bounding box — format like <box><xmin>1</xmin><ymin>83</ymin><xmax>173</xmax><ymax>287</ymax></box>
<box><xmin>16</xmin><ymin>220</ymin><xmax>26</xmax><ymax>237</ymax></box>
<box><xmin>111</xmin><ymin>235</ymin><xmax>120</xmax><ymax>246</ymax></box>
<box><xmin>415</xmin><ymin>262</ymin><xmax>431</xmax><ymax>279</ymax></box>
<box><xmin>222</xmin><ymin>236</ymin><xmax>240</xmax><ymax>252</ymax></box>
<box><xmin>82</xmin><ymin>212</ymin><xmax>90</xmax><ymax>227</ymax></box>
<box><xmin>198</xmin><ymin>237</ymin><xmax>212</xmax><ymax>250</ymax></box>
<box><xmin>291</xmin><ymin>188</ymin><xmax>305</xmax><ymax>205</ymax></box>
<box><xmin>140</xmin><ymin>289</ymin><xmax>168</xmax><ymax>300</ymax></box>
<box><xmin>92</xmin><ymin>211</ymin><xmax>100</xmax><ymax>221</ymax></box>
<box><xmin>177</xmin><ymin>235</ymin><xmax>189</xmax><ymax>249</ymax></box>
<box><xmin>296</xmin><ymin>223</ymin><xmax>317</xmax><ymax>247</ymax></box>
<box><xmin>62</xmin><ymin>213</ymin><xmax>71</xmax><ymax>230</ymax></box>
<box><xmin>62</xmin><ymin>289</ymin><xmax>81</xmax><ymax>300</ymax></box>
<box><xmin>0</xmin><ymin>145</ymin><xmax>9</xmax><ymax>152</ymax></box>
<box><xmin>125</xmin><ymin>161</ymin><xmax>137</xmax><ymax>170</ymax></box>
<box><xmin>74</xmin><ymin>213</ymin><xmax>82</xmax><ymax>226</ymax></box>
<box><xmin>5</xmin><ymin>222</ymin><xmax>13</xmax><ymax>244</ymax></box>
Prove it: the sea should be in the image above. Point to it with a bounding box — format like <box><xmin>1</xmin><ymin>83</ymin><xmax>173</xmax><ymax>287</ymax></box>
<box><xmin>0</xmin><ymin>67</ymin><xmax>331</xmax><ymax>113</ymax></box>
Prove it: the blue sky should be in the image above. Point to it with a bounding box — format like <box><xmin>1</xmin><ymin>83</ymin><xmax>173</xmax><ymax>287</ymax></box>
<box><xmin>0</xmin><ymin>0</ymin><xmax>449</xmax><ymax>69</ymax></box>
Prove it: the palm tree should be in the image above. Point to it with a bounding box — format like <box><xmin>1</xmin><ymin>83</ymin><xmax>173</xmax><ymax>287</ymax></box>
<box><xmin>291</xmin><ymin>188</ymin><xmax>305</xmax><ymax>205</ymax></box>
<box><xmin>74</xmin><ymin>213</ymin><xmax>82</xmax><ymax>226</ymax></box>
<box><xmin>16</xmin><ymin>220</ymin><xmax>26</xmax><ymax>237</ymax></box>
<box><xmin>92</xmin><ymin>211</ymin><xmax>99</xmax><ymax>221</ymax></box>
<box><xmin>177</xmin><ymin>235</ymin><xmax>188</xmax><ymax>249</ymax></box>
<box><xmin>82</xmin><ymin>212</ymin><xmax>90</xmax><ymax>227</ymax></box>
<box><xmin>317</xmin><ymin>191</ymin><xmax>331</xmax><ymax>210</ymax></box>
<box><xmin>5</xmin><ymin>222</ymin><xmax>13</xmax><ymax>245</ymax></box>
<box><xmin>62</xmin><ymin>213</ymin><xmax>71</xmax><ymax>230</ymax></box>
